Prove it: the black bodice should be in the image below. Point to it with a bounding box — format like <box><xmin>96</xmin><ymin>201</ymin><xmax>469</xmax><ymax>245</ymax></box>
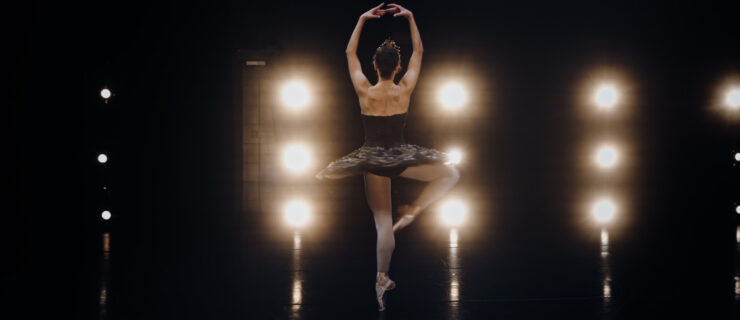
<box><xmin>361</xmin><ymin>112</ymin><xmax>407</xmax><ymax>148</ymax></box>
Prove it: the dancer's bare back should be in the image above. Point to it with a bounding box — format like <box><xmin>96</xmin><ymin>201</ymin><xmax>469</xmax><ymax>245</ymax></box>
<box><xmin>359</xmin><ymin>84</ymin><xmax>410</xmax><ymax>116</ymax></box>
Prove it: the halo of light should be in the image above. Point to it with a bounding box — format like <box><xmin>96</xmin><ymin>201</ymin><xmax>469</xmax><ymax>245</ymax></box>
<box><xmin>439</xmin><ymin>82</ymin><xmax>467</xmax><ymax>110</ymax></box>
<box><xmin>100</xmin><ymin>88</ymin><xmax>112</xmax><ymax>99</ymax></box>
<box><xmin>592</xmin><ymin>199</ymin><xmax>616</xmax><ymax>223</ymax></box>
<box><xmin>282</xmin><ymin>144</ymin><xmax>311</xmax><ymax>172</ymax></box>
<box><xmin>736</xmin><ymin>205</ymin><xmax>740</xmax><ymax>214</ymax></box>
<box><xmin>446</xmin><ymin>148</ymin><xmax>463</xmax><ymax>165</ymax></box>
<box><xmin>595</xmin><ymin>145</ymin><xmax>618</xmax><ymax>168</ymax></box>
<box><xmin>725</xmin><ymin>88</ymin><xmax>740</xmax><ymax>109</ymax></box>
<box><xmin>101</xmin><ymin>210</ymin><xmax>111</xmax><ymax>220</ymax></box>
<box><xmin>281</xmin><ymin>81</ymin><xmax>311</xmax><ymax>110</ymax></box>
<box><xmin>284</xmin><ymin>200</ymin><xmax>311</xmax><ymax>227</ymax></box>
<box><xmin>97</xmin><ymin>153</ymin><xmax>108</xmax><ymax>164</ymax></box>
<box><xmin>734</xmin><ymin>152</ymin><xmax>740</xmax><ymax>162</ymax></box>
<box><xmin>594</xmin><ymin>85</ymin><xmax>618</xmax><ymax>109</ymax></box>
<box><xmin>440</xmin><ymin>199</ymin><xmax>467</xmax><ymax>226</ymax></box>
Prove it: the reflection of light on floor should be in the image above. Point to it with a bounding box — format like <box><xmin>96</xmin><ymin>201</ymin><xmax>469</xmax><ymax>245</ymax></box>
<box><xmin>294</xmin><ymin>232</ymin><xmax>302</xmax><ymax>250</ymax></box>
<box><xmin>292</xmin><ymin>279</ymin><xmax>302</xmax><ymax>306</ymax></box>
<box><xmin>448</xmin><ymin>228</ymin><xmax>461</xmax><ymax>304</ymax></box>
<box><xmin>600</xmin><ymin>228</ymin><xmax>612</xmax><ymax>304</ymax></box>
<box><xmin>450</xmin><ymin>228</ymin><xmax>458</xmax><ymax>248</ymax></box>
<box><xmin>736</xmin><ymin>226</ymin><xmax>740</xmax><ymax>300</ymax></box>
<box><xmin>290</xmin><ymin>231</ymin><xmax>303</xmax><ymax>319</ymax></box>
<box><xmin>99</xmin><ymin>232</ymin><xmax>111</xmax><ymax>319</ymax></box>
<box><xmin>450</xmin><ymin>277</ymin><xmax>460</xmax><ymax>301</ymax></box>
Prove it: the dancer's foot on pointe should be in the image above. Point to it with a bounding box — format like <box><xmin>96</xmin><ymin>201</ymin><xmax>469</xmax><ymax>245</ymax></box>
<box><xmin>375</xmin><ymin>274</ymin><xmax>396</xmax><ymax>311</ymax></box>
<box><xmin>393</xmin><ymin>204</ymin><xmax>421</xmax><ymax>233</ymax></box>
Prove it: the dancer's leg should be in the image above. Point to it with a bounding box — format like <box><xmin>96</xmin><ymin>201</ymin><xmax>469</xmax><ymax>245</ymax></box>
<box><xmin>363</xmin><ymin>172</ymin><xmax>395</xmax><ymax>274</ymax></box>
<box><xmin>398</xmin><ymin>164</ymin><xmax>460</xmax><ymax>216</ymax></box>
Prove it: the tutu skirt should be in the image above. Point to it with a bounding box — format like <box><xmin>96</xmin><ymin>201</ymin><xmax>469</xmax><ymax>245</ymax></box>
<box><xmin>315</xmin><ymin>143</ymin><xmax>451</xmax><ymax>179</ymax></box>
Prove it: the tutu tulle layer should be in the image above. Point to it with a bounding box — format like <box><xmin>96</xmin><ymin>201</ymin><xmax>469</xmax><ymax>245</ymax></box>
<box><xmin>315</xmin><ymin>143</ymin><xmax>450</xmax><ymax>179</ymax></box>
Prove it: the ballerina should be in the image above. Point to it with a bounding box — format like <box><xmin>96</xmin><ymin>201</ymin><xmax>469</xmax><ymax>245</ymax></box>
<box><xmin>314</xmin><ymin>2</ymin><xmax>460</xmax><ymax>311</ymax></box>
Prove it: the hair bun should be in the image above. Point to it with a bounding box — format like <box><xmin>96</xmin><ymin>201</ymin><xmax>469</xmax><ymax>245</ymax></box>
<box><xmin>379</xmin><ymin>38</ymin><xmax>401</xmax><ymax>55</ymax></box>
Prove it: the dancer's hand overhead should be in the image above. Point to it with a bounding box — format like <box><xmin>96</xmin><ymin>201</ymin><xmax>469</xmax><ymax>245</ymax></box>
<box><xmin>386</xmin><ymin>3</ymin><xmax>413</xmax><ymax>18</ymax></box>
<box><xmin>361</xmin><ymin>2</ymin><xmax>392</xmax><ymax>20</ymax></box>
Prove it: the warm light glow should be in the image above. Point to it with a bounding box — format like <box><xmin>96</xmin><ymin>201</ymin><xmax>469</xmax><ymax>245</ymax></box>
<box><xmin>284</xmin><ymin>200</ymin><xmax>311</xmax><ymax>227</ymax></box>
<box><xmin>100</xmin><ymin>88</ymin><xmax>112</xmax><ymax>99</ymax></box>
<box><xmin>439</xmin><ymin>82</ymin><xmax>467</xmax><ymax>110</ymax></box>
<box><xmin>440</xmin><ymin>200</ymin><xmax>467</xmax><ymax>226</ymax></box>
<box><xmin>281</xmin><ymin>81</ymin><xmax>310</xmax><ymax>110</ymax></box>
<box><xmin>282</xmin><ymin>144</ymin><xmax>312</xmax><ymax>172</ymax></box>
<box><xmin>445</xmin><ymin>148</ymin><xmax>463</xmax><ymax>165</ymax></box>
<box><xmin>592</xmin><ymin>199</ymin><xmax>616</xmax><ymax>223</ymax></box>
<box><xmin>594</xmin><ymin>84</ymin><xmax>619</xmax><ymax>109</ymax></box>
<box><xmin>725</xmin><ymin>88</ymin><xmax>740</xmax><ymax>109</ymax></box>
<box><xmin>595</xmin><ymin>145</ymin><xmax>618</xmax><ymax>168</ymax></box>
<box><xmin>101</xmin><ymin>210</ymin><xmax>111</xmax><ymax>220</ymax></box>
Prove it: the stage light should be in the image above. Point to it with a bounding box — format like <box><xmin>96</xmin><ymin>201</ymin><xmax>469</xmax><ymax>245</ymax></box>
<box><xmin>281</xmin><ymin>80</ymin><xmax>310</xmax><ymax>110</ymax></box>
<box><xmin>595</xmin><ymin>145</ymin><xmax>618</xmax><ymax>168</ymax></box>
<box><xmin>101</xmin><ymin>210</ymin><xmax>111</xmax><ymax>220</ymax></box>
<box><xmin>282</xmin><ymin>143</ymin><xmax>312</xmax><ymax>173</ymax></box>
<box><xmin>440</xmin><ymin>199</ymin><xmax>467</xmax><ymax>226</ymax></box>
<box><xmin>284</xmin><ymin>200</ymin><xmax>311</xmax><ymax>227</ymax></box>
<box><xmin>100</xmin><ymin>88</ymin><xmax>112</xmax><ymax>100</ymax></box>
<box><xmin>445</xmin><ymin>148</ymin><xmax>463</xmax><ymax>165</ymax></box>
<box><xmin>594</xmin><ymin>84</ymin><xmax>618</xmax><ymax>109</ymax></box>
<box><xmin>735</xmin><ymin>152</ymin><xmax>740</xmax><ymax>162</ymax></box>
<box><xmin>97</xmin><ymin>153</ymin><xmax>108</xmax><ymax>164</ymax></box>
<box><xmin>736</xmin><ymin>205</ymin><xmax>740</xmax><ymax>214</ymax></box>
<box><xmin>726</xmin><ymin>88</ymin><xmax>740</xmax><ymax>109</ymax></box>
<box><xmin>439</xmin><ymin>82</ymin><xmax>467</xmax><ymax>110</ymax></box>
<box><xmin>592</xmin><ymin>199</ymin><xmax>616</xmax><ymax>223</ymax></box>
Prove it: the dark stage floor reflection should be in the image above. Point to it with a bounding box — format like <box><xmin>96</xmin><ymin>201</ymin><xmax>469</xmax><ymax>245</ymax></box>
<box><xmin>87</xmin><ymin>204</ymin><xmax>737</xmax><ymax>319</ymax></box>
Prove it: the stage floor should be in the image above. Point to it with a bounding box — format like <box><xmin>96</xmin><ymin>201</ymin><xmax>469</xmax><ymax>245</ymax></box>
<box><xmin>75</xmin><ymin>200</ymin><xmax>739</xmax><ymax>320</ymax></box>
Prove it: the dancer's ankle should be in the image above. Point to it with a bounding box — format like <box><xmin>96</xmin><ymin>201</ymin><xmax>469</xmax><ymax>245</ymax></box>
<box><xmin>376</xmin><ymin>272</ymin><xmax>389</xmax><ymax>281</ymax></box>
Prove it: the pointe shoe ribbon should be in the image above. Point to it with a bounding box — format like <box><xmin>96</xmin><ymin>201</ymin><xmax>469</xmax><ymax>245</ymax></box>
<box><xmin>375</xmin><ymin>276</ymin><xmax>396</xmax><ymax>311</ymax></box>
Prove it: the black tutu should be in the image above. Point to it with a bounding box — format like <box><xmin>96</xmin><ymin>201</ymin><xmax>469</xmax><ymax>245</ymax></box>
<box><xmin>315</xmin><ymin>112</ymin><xmax>451</xmax><ymax>179</ymax></box>
<box><xmin>314</xmin><ymin>143</ymin><xmax>451</xmax><ymax>179</ymax></box>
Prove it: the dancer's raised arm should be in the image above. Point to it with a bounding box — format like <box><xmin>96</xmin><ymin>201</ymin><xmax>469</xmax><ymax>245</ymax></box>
<box><xmin>347</xmin><ymin>3</ymin><xmax>390</xmax><ymax>94</ymax></box>
<box><xmin>388</xmin><ymin>3</ymin><xmax>423</xmax><ymax>93</ymax></box>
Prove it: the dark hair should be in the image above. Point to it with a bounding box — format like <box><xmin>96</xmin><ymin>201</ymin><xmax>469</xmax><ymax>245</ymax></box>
<box><xmin>373</xmin><ymin>38</ymin><xmax>401</xmax><ymax>80</ymax></box>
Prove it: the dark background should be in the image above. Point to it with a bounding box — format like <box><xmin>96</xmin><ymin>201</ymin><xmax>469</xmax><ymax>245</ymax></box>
<box><xmin>8</xmin><ymin>0</ymin><xmax>740</xmax><ymax>318</ymax></box>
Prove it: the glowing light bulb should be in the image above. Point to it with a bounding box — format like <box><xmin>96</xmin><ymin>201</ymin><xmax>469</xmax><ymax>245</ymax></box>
<box><xmin>446</xmin><ymin>148</ymin><xmax>463</xmax><ymax>165</ymax></box>
<box><xmin>594</xmin><ymin>85</ymin><xmax>618</xmax><ymax>109</ymax></box>
<box><xmin>439</xmin><ymin>82</ymin><xmax>467</xmax><ymax>110</ymax></box>
<box><xmin>284</xmin><ymin>200</ymin><xmax>311</xmax><ymax>227</ymax></box>
<box><xmin>725</xmin><ymin>88</ymin><xmax>740</xmax><ymax>109</ymax></box>
<box><xmin>592</xmin><ymin>199</ymin><xmax>616</xmax><ymax>223</ymax></box>
<box><xmin>100</xmin><ymin>88</ymin><xmax>112</xmax><ymax>99</ymax></box>
<box><xmin>440</xmin><ymin>200</ymin><xmax>467</xmax><ymax>226</ymax></box>
<box><xmin>282</xmin><ymin>144</ymin><xmax>311</xmax><ymax>173</ymax></box>
<box><xmin>281</xmin><ymin>81</ymin><xmax>310</xmax><ymax>110</ymax></box>
<box><xmin>595</xmin><ymin>145</ymin><xmax>618</xmax><ymax>168</ymax></box>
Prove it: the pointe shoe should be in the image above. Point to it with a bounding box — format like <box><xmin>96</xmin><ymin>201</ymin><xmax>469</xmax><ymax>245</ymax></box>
<box><xmin>392</xmin><ymin>205</ymin><xmax>420</xmax><ymax>233</ymax></box>
<box><xmin>375</xmin><ymin>276</ymin><xmax>396</xmax><ymax>311</ymax></box>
